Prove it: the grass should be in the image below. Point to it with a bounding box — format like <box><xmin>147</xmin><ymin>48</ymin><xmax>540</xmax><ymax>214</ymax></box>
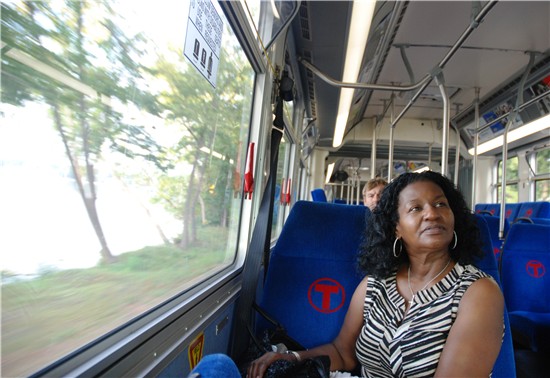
<box><xmin>1</xmin><ymin>226</ymin><xmax>230</xmax><ymax>378</ymax></box>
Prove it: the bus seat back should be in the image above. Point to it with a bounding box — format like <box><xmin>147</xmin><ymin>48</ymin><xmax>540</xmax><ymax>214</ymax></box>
<box><xmin>480</xmin><ymin>215</ymin><xmax>510</xmax><ymax>262</ymax></box>
<box><xmin>504</xmin><ymin>203</ymin><xmax>521</xmax><ymax>221</ymax></box>
<box><xmin>311</xmin><ymin>188</ymin><xmax>328</xmax><ymax>202</ymax></box>
<box><xmin>475</xmin><ymin>203</ymin><xmax>488</xmax><ymax>214</ymax></box>
<box><xmin>256</xmin><ymin>201</ymin><xmax>367</xmax><ymax>349</ymax></box>
<box><xmin>474</xmin><ymin>215</ymin><xmax>516</xmax><ymax>377</ymax></box>
<box><xmin>474</xmin><ymin>215</ymin><xmax>500</xmax><ymax>281</ymax></box>
<box><xmin>485</xmin><ymin>203</ymin><xmax>501</xmax><ymax>216</ymax></box>
<box><xmin>501</xmin><ymin>223</ymin><xmax>550</xmax><ymax>352</ymax></box>
<box><xmin>501</xmin><ymin>223</ymin><xmax>550</xmax><ymax>313</ymax></box>
<box><xmin>517</xmin><ymin>201</ymin><xmax>550</xmax><ymax>219</ymax></box>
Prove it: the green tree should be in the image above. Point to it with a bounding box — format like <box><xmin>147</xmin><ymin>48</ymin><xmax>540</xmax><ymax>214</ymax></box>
<box><xmin>149</xmin><ymin>37</ymin><xmax>252</xmax><ymax>248</ymax></box>
<box><xmin>1</xmin><ymin>1</ymin><xmax>167</xmax><ymax>262</ymax></box>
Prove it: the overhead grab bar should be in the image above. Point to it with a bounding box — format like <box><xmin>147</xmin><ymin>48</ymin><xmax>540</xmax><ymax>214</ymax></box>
<box><xmin>299</xmin><ymin>57</ymin><xmax>431</xmax><ymax>92</ymax></box>
<box><xmin>397</xmin><ymin>44</ymin><xmax>416</xmax><ymax>84</ymax></box>
<box><xmin>390</xmin><ymin>0</ymin><xmax>497</xmax><ymax>128</ymax></box>
<box><xmin>264</xmin><ymin>1</ymin><xmax>302</xmax><ymax>52</ymax></box>
<box><xmin>297</xmin><ymin>0</ymin><xmax>498</xmax><ymax>116</ymax></box>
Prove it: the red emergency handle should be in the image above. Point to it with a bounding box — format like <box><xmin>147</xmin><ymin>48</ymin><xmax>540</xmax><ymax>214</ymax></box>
<box><xmin>244</xmin><ymin>143</ymin><xmax>254</xmax><ymax>199</ymax></box>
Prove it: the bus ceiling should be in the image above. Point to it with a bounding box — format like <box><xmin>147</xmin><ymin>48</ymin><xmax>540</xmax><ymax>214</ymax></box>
<box><xmin>286</xmin><ymin>1</ymin><xmax>550</xmax><ymax>165</ymax></box>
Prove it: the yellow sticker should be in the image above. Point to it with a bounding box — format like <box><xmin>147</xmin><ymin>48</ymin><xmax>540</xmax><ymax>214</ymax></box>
<box><xmin>188</xmin><ymin>332</ymin><xmax>205</xmax><ymax>370</ymax></box>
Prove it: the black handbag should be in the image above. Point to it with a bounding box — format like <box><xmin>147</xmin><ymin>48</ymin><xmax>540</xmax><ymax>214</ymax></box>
<box><xmin>265</xmin><ymin>355</ymin><xmax>330</xmax><ymax>378</ymax></box>
<box><xmin>238</xmin><ymin>303</ymin><xmax>330</xmax><ymax>378</ymax></box>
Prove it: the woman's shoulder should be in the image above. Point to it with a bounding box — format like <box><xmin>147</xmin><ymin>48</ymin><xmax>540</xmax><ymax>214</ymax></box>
<box><xmin>455</xmin><ymin>263</ymin><xmax>491</xmax><ymax>280</ymax></box>
<box><xmin>456</xmin><ymin>264</ymin><xmax>502</xmax><ymax>299</ymax></box>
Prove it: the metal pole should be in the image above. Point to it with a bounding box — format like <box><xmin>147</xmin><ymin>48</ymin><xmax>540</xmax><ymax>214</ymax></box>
<box><xmin>471</xmin><ymin>88</ymin><xmax>480</xmax><ymax>207</ymax></box>
<box><xmin>371</xmin><ymin>116</ymin><xmax>378</xmax><ymax>179</ymax></box>
<box><xmin>454</xmin><ymin>125</ymin><xmax>461</xmax><ymax>184</ymax></box>
<box><xmin>388</xmin><ymin>94</ymin><xmax>395</xmax><ymax>181</ymax></box>
<box><xmin>499</xmin><ymin>52</ymin><xmax>535</xmax><ymax>239</ymax></box>
<box><xmin>435</xmin><ymin>72</ymin><xmax>450</xmax><ymax>177</ymax></box>
<box><xmin>453</xmin><ymin>104</ymin><xmax>462</xmax><ymax>185</ymax></box>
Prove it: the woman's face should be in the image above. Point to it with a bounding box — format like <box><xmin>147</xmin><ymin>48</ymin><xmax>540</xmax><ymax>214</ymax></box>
<box><xmin>395</xmin><ymin>180</ymin><xmax>455</xmax><ymax>254</ymax></box>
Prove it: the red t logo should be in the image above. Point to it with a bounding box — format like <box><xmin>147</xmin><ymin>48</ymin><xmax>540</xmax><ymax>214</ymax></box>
<box><xmin>308</xmin><ymin>278</ymin><xmax>345</xmax><ymax>314</ymax></box>
<box><xmin>526</xmin><ymin>260</ymin><xmax>546</xmax><ymax>278</ymax></box>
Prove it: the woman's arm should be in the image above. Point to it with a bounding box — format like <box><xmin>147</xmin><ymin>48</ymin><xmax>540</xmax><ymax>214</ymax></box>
<box><xmin>435</xmin><ymin>277</ymin><xmax>504</xmax><ymax>377</ymax></box>
<box><xmin>246</xmin><ymin>276</ymin><xmax>369</xmax><ymax>378</ymax></box>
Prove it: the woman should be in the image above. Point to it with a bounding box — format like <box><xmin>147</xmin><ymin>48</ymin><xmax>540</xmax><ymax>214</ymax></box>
<box><xmin>362</xmin><ymin>177</ymin><xmax>387</xmax><ymax>211</ymax></box>
<box><xmin>247</xmin><ymin>171</ymin><xmax>504</xmax><ymax>378</ymax></box>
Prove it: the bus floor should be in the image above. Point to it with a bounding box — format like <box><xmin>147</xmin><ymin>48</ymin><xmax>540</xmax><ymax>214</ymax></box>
<box><xmin>514</xmin><ymin>347</ymin><xmax>549</xmax><ymax>378</ymax></box>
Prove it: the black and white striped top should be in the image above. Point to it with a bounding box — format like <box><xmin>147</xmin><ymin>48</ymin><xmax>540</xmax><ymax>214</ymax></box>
<box><xmin>355</xmin><ymin>263</ymin><xmax>490</xmax><ymax>378</ymax></box>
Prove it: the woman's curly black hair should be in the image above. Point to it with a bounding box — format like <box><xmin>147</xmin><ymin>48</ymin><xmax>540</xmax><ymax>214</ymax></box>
<box><xmin>358</xmin><ymin>171</ymin><xmax>483</xmax><ymax>279</ymax></box>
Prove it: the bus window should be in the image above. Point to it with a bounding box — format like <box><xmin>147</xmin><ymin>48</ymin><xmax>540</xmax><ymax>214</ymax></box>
<box><xmin>496</xmin><ymin>156</ymin><xmax>519</xmax><ymax>202</ymax></box>
<box><xmin>1</xmin><ymin>1</ymin><xmax>255</xmax><ymax>376</ymax></box>
<box><xmin>535</xmin><ymin>149</ymin><xmax>550</xmax><ymax>201</ymax></box>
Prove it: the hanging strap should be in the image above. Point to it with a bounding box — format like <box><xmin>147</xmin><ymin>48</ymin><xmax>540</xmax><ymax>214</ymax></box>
<box><xmin>263</xmin><ymin>97</ymin><xmax>285</xmax><ymax>279</ymax></box>
<box><xmin>231</xmin><ymin>96</ymin><xmax>285</xmax><ymax>360</ymax></box>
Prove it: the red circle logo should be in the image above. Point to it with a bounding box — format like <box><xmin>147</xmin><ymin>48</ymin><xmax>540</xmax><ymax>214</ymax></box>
<box><xmin>526</xmin><ymin>260</ymin><xmax>546</xmax><ymax>278</ymax></box>
<box><xmin>308</xmin><ymin>278</ymin><xmax>345</xmax><ymax>314</ymax></box>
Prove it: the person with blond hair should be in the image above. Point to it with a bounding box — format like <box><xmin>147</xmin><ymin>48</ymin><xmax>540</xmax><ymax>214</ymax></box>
<box><xmin>362</xmin><ymin>177</ymin><xmax>387</xmax><ymax>211</ymax></box>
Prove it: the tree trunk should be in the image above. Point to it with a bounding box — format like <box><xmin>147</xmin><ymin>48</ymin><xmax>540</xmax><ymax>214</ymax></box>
<box><xmin>180</xmin><ymin>149</ymin><xmax>207</xmax><ymax>248</ymax></box>
<box><xmin>51</xmin><ymin>103</ymin><xmax>116</xmax><ymax>263</ymax></box>
<box><xmin>198</xmin><ymin>195</ymin><xmax>207</xmax><ymax>225</ymax></box>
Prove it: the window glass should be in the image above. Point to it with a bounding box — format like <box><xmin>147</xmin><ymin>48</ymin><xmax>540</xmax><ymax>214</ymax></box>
<box><xmin>271</xmin><ymin>137</ymin><xmax>289</xmax><ymax>239</ymax></box>
<box><xmin>497</xmin><ymin>156</ymin><xmax>519</xmax><ymax>182</ymax></box>
<box><xmin>496</xmin><ymin>184</ymin><xmax>519</xmax><ymax>203</ymax></box>
<box><xmin>535</xmin><ymin>149</ymin><xmax>550</xmax><ymax>175</ymax></box>
<box><xmin>535</xmin><ymin>180</ymin><xmax>550</xmax><ymax>201</ymax></box>
<box><xmin>495</xmin><ymin>157</ymin><xmax>519</xmax><ymax>203</ymax></box>
<box><xmin>535</xmin><ymin>149</ymin><xmax>550</xmax><ymax>201</ymax></box>
<box><xmin>1</xmin><ymin>1</ymin><xmax>255</xmax><ymax>376</ymax></box>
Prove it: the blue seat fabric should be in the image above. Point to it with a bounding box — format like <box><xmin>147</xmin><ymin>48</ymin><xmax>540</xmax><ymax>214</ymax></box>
<box><xmin>480</xmin><ymin>215</ymin><xmax>510</xmax><ymax>263</ymax></box>
<box><xmin>256</xmin><ymin>201</ymin><xmax>367</xmax><ymax>349</ymax></box>
<box><xmin>501</xmin><ymin>223</ymin><xmax>550</xmax><ymax>352</ymax></box>
<box><xmin>311</xmin><ymin>188</ymin><xmax>328</xmax><ymax>202</ymax></box>
<box><xmin>516</xmin><ymin>201</ymin><xmax>550</xmax><ymax>220</ymax></box>
<box><xmin>474</xmin><ymin>215</ymin><xmax>516</xmax><ymax>377</ymax></box>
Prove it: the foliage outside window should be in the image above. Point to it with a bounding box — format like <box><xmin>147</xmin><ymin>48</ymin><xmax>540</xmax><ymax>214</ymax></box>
<box><xmin>1</xmin><ymin>1</ymin><xmax>254</xmax><ymax>376</ymax></box>
<box><xmin>496</xmin><ymin>156</ymin><xmax>519</xmax><ymax>203</ymax></box>
<box><xmin>535</xmin><ymin>149</ymin><xmax>550</xmax><ymax>201</ymax></box>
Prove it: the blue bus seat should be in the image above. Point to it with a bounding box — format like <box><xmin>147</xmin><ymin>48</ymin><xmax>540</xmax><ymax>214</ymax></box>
<box><xmin>484</xmin><ymin>203</ymin><xmax>501</xmax><ymax>216</ymax></box>
<box><xmin>474</xmin><ymin>215</ymin><xmax>516</xmax><ymax>377</ymax></box>
<box><xmin>475</xmin><ymin>203</ymin><xmax>488</xmax><ymax>214</ymax></box>
<box><xmin>475</xmin><ymin>203</ymin><xmax>500</xmax><ymax>216</ymax></box>
<box><xmin>516</xmin><ymin>201</ymin><xmax>550</xmax><ymax>220</ymax></box>
<box><xmin>501</xmin><ymin>223</ymin><xmax>550</xmax><ymax>352</ymax></box>
<box><xmin>504</xmin><ymin>203</ymin><xmax>521</xmax><ymax>221</ymax></box>
<box><xmin>311</xmin><ymin>188</ymin><xmax>328</xmax><ymax>202</ymax></box>
<box><xmin>255</xmin><ymin>201</ymin><xmax>367</xmax><ymax>349</ymax></box>
<box><xmin>480</xmin><ymin>215</ymin><xmax>510</xmax><ymax>263</ymax></box>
